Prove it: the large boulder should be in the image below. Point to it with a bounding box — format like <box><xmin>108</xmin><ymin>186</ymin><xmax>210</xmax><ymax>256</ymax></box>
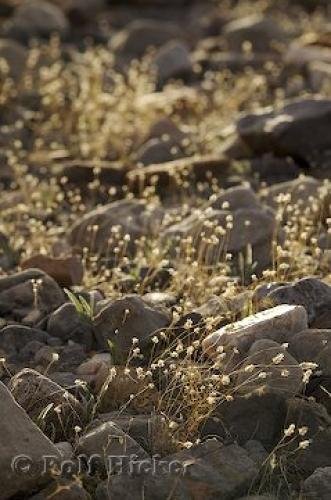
<box><xmin>0</xmin><ymin>381</ymin><xmax>61</xmax><ymax>499</ymax></box>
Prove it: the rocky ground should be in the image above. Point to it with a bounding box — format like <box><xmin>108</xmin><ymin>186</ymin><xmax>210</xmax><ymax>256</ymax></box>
<box><xmin>0</xmin><ymin>0</ymin><xmax>331</xmax><ymax>499</ymax></box>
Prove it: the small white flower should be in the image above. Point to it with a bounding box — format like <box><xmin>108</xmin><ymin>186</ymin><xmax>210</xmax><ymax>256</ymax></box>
<box><xmin>299</xmin><ymin>440</ymin><xmax>311</xmax><ymax>449</ymax></box>
<box><xmin>221</xmin><ymin>374</ymin><xmax>231</xmax><ymax>386</ymax></box>
<box><xmin>284</xmin><ymin>424</ymin><xmax>296</xmax><ymax>437</ymax></box>
<box><xmin>272</xmin><ymin>353</ymin><xmax>285</xmax><ymax>364</ymax></box>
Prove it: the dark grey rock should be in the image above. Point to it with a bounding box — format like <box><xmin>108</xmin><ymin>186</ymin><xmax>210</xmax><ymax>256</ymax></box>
<box><xmin>9</xmin><ymin>368</ymin><xmax>84</xmax><ymax>441</ymax></box>
<box><xmin>0</xmin><ymin>269</ymin><xmax>65</xmax><ymax>324</ymax></box>
<box><xmin>93</xmin><ymin>294</ymin><xmax>170</xmax><ymax>360</ymax></box>
<box><xmin>0</xmin><ymin>381</ymin><xmax>60</xmax><ymax>499</ymax></box>
<box><xmin>302</xmin><ymin>467</ymin><xmax>331</xmax><ymax>500</ymax></box>
<box><xmin>3</xmin><ymin>0</ymin><xmax>69</xmax><ymax>42</ymax></box>
<box><xmin>237</xmin><ymin>98</ymin><xmax>331</xmax><ymax>168</ymax></box>
<box><xmin>201</xmin><ymin>392</ymin><xmax>287</xmax><ymax>450</ymax></box>
<box><xmin>47</xmin><ymin>303</ymin><xmax>94</xmax><ymax>350</ymax></box>
<box><xmin>266</xmin><ymin>277</ymin><xmax>331</xmax><ymax>324</ymax></box>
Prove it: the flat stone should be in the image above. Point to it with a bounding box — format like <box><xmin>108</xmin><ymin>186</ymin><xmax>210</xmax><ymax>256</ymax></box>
<box><xmin>202</xmin><ymin>304</ymin><xmax>308</xmax><ymax>357</ymax></box>
<box><xmin>21</xmin><ymin>254</ymin><xmax>83</xmax><ymax>287</ymax></box>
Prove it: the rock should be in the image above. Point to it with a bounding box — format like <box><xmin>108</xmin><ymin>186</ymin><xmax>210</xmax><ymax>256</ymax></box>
<box><xmin>111</xmin><ymin>20</ymin><xmax>178</xmax><ymax>59</ymax></box>
<box><xmin>285</xmin><ymin>398</ymin><xmax>331</xmax><ymax>477</ymax></box>
<box><xmin>318</xmin><ymin>232</ymin><xmax>331</xmax><ymax>251</ymax></box>
<box><xmin>289</xmin><ymin>329</ymin><xmax>331</xmax><ymax>376</ymax></box>
<box><xmin>252</xmin><ymin>282</ymin><xmax>288</xmax><ymax>307</ymax></box>
<box><xmin>237</xmin><ymin>98</ymin><xmax>331</xmax><ymax>169</ymax></box>
<box><xmin>236</xmin><ymin>339</ymin><xmax>303</xmax><ymax>397</ymax></box>
<box><xmin>59</xmin><ymin>160</ymin><xmax>126</xmax><ymax>190</ymax></box>
<box><xmin>195</xmin><ymin>291</ymin><xmax>251</xmax><ymax>319</ymax></box>
<box><xmin>0</xmin><ymin>39</ymin><xmax>27</xmax><ymax>81</ymax></box>
<box><xmin>153</xmin><ymin>40</ymin><xmax>193</xmax><ymax>86</ymax></box>
<box><xmin>47</xmin><ymin>303</ymin><xmax>94</xmax><ymax>350</ymax></box>
<box><xmin>243</xmin><ymin>440</ymin><xmax>268</xmax><ymax>467</ymax></box>
<box><xmin>237</xmin><ymin>496</ymin><xmax>277</xmax><ymax>500</ymax></box>
<box><xmin>66</xmin><ymin>0</ymin><xmax>105</xmax><ymax>23</ymax></box>
<box><xmin>97</xmin><ymin>439</ymin><xmax>258</xmax><ymax>499</ymax></box>
<box><xmin>302</xmin><ymin>467</ymin><xmax>331</xmax><ymax>500</ymax></box>
<box><xmin>285</xmin><ymin>35</ymin><xmax>331</xmax><ymax>70</ymax></box>
<box><xmin>0</xmin><ymin>325</ymin><xmax>49</xmax><ymax>365</ymax></box>
<box><xmin>224</xmin><ymin>15</ymin><xmax>285</xmax><ymax>52</ymax></box>
<box><xmin>163</xmin><ymin>199</ymin><xmax>278</xmax><ymax>273</ymax></box>
<box><xmin>0</xmin><ymin>269</ymin><xmax>65</xmax><ymax>323</ymax></box>
<box><xmin>164</xmin><ymin>440</ymin><xmax>259</xmax><ymax>499</ymax></box>
<box><xmin>76</xmin><ymin>352</ymin><xmax>112</xmax><ymax>390</ymax></box>
<box><xmin>127</xmin><ymin>155</ymin><xmax>230</xmax><ymax>195</ymax></box>
<box><xmin>249</xmin><ymin>155</ymin><xmax>301</xmax><ymax>184</ymax></box>
<box><xmin>21</xmin><ymin>254</ymin><xmax>83</xmax><ymax>287</ymax></box>
<box><xmin>77</xmin><ymin>421</ymin><xmax>149</xmax><ymax>474</ymax></box>
<box><xmin>29</xmin><ymin>480</ymin><xmax>91</xmax><ymax>500</ymax></box>
<box><xmin>308</xmin><ymin>61</ymin><xmax>331</xmax><ymax>92</ymax></box>
<box><xmin>97</xmin><ymin>413</ymin><xmax>172</xmax><ymax>455</ymax></box>
<box><xmin>260</xmin><ymin>176</ymin><xmax>322</xmax><ymax>212</ymax></box>
<box><xmin>9</xmin><ymin>368</ymin><xmax>84</xmax><ymax>441</ymax></box>
<box><xmin>306</xmin><ymin>374</ymin><xmax>331</xmax><ymax>414</ymax></box>
<box><xmin>93</xmin><ymin>295</ymin><xmax>170</xmax><ymax>360</ymax></box>
<box><xmin>55</xmin><ymin>441</ymin><xmax>73</xmax><ymax>460</ymax></box>
<box><xmin>201</xmin><ymin>392</ymin><xmax>287</xmax><ymax>450</ymax></box>
<box><xmin>0</xmin><ymin>381</ymin><xmax>60</xmax><ymax>499</ymax></box>
<box><xmin>3</xmin><ymin>0</ymin><xmax>69</xmax><ymax>42</ymax></box>
<box><xmin>69</xmin><ymin>199</ymin><xmax>164</xmax><ymax>256</ymax></box>
<box><xmin>135</xmin><ymin>137</ymin><xmax>184</xmax><ymax>166</ymax></box>
<box><xmin>51</xmin><ymin>342</ymin><xmax>87</xmax><ymax>373</ymax></box>
<box><xmin>202</xmin><ymin>304</ymin><xmax>308</xmax><ymax>358</ymax></box>
<box><xmin>95</xmin><ymin>474</ymin><xmax>188</xmax><ymax>500</ymax></box>
<box><xmin>266</xmin><ymin>278</ymin><xmax>331</xmax><ymax>324</ymax></box>
<box><xmin>209</xmin><ymin>185</ymin><xmax>260</xmax><ymax>211</ymax></box>
<box><xmin>146</xmin><ymin>117</ymin><xmax>187</xmax><ymax>145</ymax></box>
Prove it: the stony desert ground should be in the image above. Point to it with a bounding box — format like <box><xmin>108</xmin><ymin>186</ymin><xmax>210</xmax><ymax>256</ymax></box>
<box><xmin>0</xmin><ymin>0</ymin><xmax>331</xmax><ymax>499</ymax></box>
